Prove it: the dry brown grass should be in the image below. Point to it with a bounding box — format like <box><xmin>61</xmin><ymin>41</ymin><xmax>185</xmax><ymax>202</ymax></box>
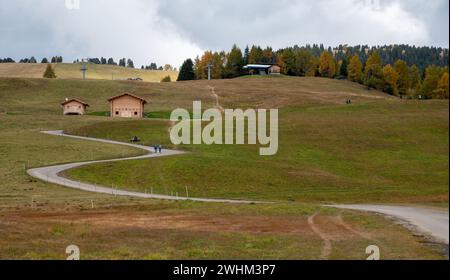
<box><xmin>0</xmin><ymin>63</ymin><xmax>178</xmax><ymax>83</ymax></box>
<box><xmin>0</xmin><ymin>206</ymin><xmax>445</xmax><ymax>260</ymax></box>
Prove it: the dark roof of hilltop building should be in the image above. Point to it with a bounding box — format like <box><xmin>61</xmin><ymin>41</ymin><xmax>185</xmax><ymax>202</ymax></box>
<box><xmin>61</xmin><ymin>98</ymin><xmax>90</xmax><ymax>106</ymax></box>
<box><xmin>107</xmin><ymin>92</ymin><xmax>148</xmax><ymax>104</ymax></box>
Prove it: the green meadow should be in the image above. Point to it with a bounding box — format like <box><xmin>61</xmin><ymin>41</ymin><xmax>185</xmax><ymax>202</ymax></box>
<box><xmin>0</xmin><ymin>75</ymin><xmax>448</xmax><ymax>259</ymax></box>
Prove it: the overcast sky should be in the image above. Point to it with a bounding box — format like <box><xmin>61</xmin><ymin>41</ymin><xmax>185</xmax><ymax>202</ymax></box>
<box><xmin>0</xmin><ymin>0</ymin><xmax>448</xmax><ymax>67</ymax></box>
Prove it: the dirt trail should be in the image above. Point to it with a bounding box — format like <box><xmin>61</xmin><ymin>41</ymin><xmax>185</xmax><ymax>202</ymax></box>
<box><xmin>208</xmin><ymin>86</ymin><xmax>225</xmax><ymax>112</ymax></box>
<box><xmin>333</xmin><ymin>214</ymin><xmax>373</xmax><ymax>240</ymax></box>
<box><xmin>308</xmin><ymin>213</ymin><xmax>332</xmax><ymax>260</ymax></box>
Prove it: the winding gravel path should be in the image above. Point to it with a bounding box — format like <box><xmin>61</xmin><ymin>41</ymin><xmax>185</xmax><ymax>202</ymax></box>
<box><xmin>27</xmin><ymin>131</ymin><xmax>448</xmax><ymax>245</ymax></box>
<box><xmin>27</xmin><ymin>131</ymin><xmax>267</xmax><ymax>204</ymax></box>
<box><xmin>327</xmin><ymin>204</ymin><xmax>449</xmax><ymax>245</ymax></box>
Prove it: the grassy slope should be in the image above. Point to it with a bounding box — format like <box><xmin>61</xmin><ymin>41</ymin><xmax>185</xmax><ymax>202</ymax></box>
<box><xmin>0</xmin><ymin>76</ymin><xmax>447</xmax><ymax>259</ymax></box>
<box><xmin>55</xmin><ymin>77</ymin><xmax>449</xmax><ymax>205</ymax></box>
<box><xmin>0</xmin><ymin>63</ymin><xmax>178</xmax><ymax>83</ymax></box>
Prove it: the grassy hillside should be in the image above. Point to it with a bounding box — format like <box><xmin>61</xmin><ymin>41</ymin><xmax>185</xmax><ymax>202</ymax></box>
<box><xmin>0</xmin><ymin>76</ymin><xmax>392</xmax><ymax>114</ymax></box>
<box><xmin>0</xmin><ymin>76</ymin><xmax>447</xmax><ymax>260</ymax></box>
<box><xmin>64</xmin><ymin>101</ymin><xmax>449</xmax><ymax>204</ymax></box>
<box><xmin>0</xmin><ymin>63</ymin><xmax>178</xmax><ymax>82</ymax></box>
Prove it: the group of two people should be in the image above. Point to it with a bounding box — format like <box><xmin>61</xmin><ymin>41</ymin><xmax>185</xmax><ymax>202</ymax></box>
<box><xmin>153</xmin><ymin>144</ymin><xmax>163</xmax><ymax>154</ymax></box>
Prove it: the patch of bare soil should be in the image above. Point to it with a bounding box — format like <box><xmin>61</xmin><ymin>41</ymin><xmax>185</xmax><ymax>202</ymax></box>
<box><xmin>3</xmin><ymin>211</ymin><xmax>318</xmax><ymax>236</ymax></box>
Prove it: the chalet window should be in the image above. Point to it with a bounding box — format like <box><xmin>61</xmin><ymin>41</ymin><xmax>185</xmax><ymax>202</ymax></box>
<box><xmin>115</xmin><ymin>111</ymin><xmax>119</xmax><ymax>115</ymax></box>
<box><xmin>134</xmin><ymin>111</ymin><xmax>138</xmax><ymax>115</ymax></box>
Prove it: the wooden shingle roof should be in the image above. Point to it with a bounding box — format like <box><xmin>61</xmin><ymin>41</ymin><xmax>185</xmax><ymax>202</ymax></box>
<box><xmin>107</xmin><ymin>92</ymin><xmax>148</xmax><ymax>104</ymax></box>
<box><xmin>61</xmin><ymin>98</ymin><xmax>90</xmax><ymax>107</ymax></box>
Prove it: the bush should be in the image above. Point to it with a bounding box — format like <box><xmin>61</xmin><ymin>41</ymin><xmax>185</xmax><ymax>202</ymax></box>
<box><xmin>160</xmin><ymin>75</ymin><xmax>171</xmax><ymax>83</ymax></box>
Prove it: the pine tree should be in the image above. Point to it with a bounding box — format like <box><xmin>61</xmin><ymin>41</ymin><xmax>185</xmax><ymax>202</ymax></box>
<box><xmin>243</xmin><ymin>45</ymin><xmax>250</xmax><ymax>65</ymax></box>
<box><xmin>43</xmin><ymin>63</ymin><xmax>56</xmax><ymax>78</ymax></box>
<box><xmin>339</xmin><ymin>57</ymin><xmax>349</xmax><ymax>77</ymax></box>
<box><xmin>127</xmin><ymin>59</ymin><xmax>134</xmax><ymax>68</ymax></box>
<box><xmin>224</xmin><ymin>44</ymin><xmax>244</xmax><ymax>78</ymax></box>
<box><xmin>177</xmin><ymin>59</ymin><xmax>195</xmax><ymax>81</ymax></box>
<box><xmin>41</xmin><ymin>58</ymin><xmax>49</xmax><ymax>64</ymax></box>
<box><xmin>248</xmin><ymin>46</ymin><xmax>264</xmax><ymax>64</ymax></box>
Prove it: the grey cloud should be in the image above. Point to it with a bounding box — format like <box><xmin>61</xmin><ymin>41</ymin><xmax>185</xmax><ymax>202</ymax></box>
<box><xmin>0</xmin><ymin>0</ymin><xmax>448</xmax><ymax>68</ymax></box>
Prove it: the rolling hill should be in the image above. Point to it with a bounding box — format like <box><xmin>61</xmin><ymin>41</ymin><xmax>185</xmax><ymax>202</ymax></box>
<box><xmin>0</xmin><ymin>76</ymin><xmax>448</xmax><ymax>260</ymax></box>
<box><xmin>0</xmin><ymin>63</ymin><xmax>179</xmax><ymax>82</ymax></box>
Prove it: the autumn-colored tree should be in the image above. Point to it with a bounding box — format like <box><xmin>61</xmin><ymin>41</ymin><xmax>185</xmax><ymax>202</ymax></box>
<box><xmin>382</xmin><ymin>64</ymin><xmax>399</xmax><ymax>96</ymax></box>
<box><xmin>318</xmin><ymin>51</ymin><xmax>336</xmax><ymax>78</ymax></box>
<box><xmin>211</xmin><ymin>52</ymin><xmax>225</xmax><ymax>79</ymax></box>
<box><xmin>195</xmin><ymin>51</ymin><xmax>213</xmax><ymax>79</ymax></box>
<box><xmin>194</xmin><ymin>51</ymin><xmax>224</xmax><ymax>79</ymax></box>
<box><xmin>276</xmin><ymin>53</ymin><xmax>286</xmax><ymax>75</ymax></box>
<box><xmin>364</xmin><ymin>50</ymin><xmax>384</xmax><ymax>90</ymax></box>
<box><xmin>394</xmin><ymin>59</ymin><xmax>410</xmax><ymax>96</ymax></box>
<box><xmin>306</xmin><ymin>56</ymin><xmax>319</xmax><ymax>77</ymax></box>
<box><xmin>297</xmin><ymin>50</ymin><xmax>315</xmax><ymax>76</ymax></box>
<box><xmin>409</xmin><ymin>65</ymin><xmax>422</xmax><ymax>96</ymax></box>
<box><xmin>421</xmin><ymin>66</ymin><xmax>446</xmax><ymax>98</ymax></box>
<box><xmin>194</xmin><ymin>56</ymin><xmax>202</xmax><ymax>79</ymax></box>
<box><xmin>43</xmin><ymin>63</ymin><xmax>56</xmax><ymax>78</ymax></box>
<box><xmin>347</xmin><ymin>54</ymin><xmax>363</xmax><ymax>83</ymax></box>
<box><xmin>262</xmin><ymin>47</ymin><xmax>275</xmax><ymax>64</ymax></box>
<box><xmin>432</xmin><ymin>72</ymin><xmax>449</xmax><ymax>99</ymax></box>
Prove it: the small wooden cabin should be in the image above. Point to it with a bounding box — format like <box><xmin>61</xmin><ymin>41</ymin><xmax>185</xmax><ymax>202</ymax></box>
<box><xmin>108</xmin><ymin>92</ymin><xmax>147</xmax><ymax>118</ymax></box>
<box><xmin>61</xmin><ymin>98</ymin><xmax>89</xmax><ymax>115</ymax></box>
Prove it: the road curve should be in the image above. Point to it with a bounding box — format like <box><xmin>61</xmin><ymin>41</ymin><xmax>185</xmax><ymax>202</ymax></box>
<box><xmin>28</xmin><ymin>131</ymin><xmax>448</xmax><ymax>245</ymax></box>
<box><xmin>327</xmin><ymin>204</ymin><xmax>449</xmax><ymax>245</ymax></box>
<box><xmin>27</xmin><ymin>131</ymin><xmax>268</xmax><ymax>204</ymax></box>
